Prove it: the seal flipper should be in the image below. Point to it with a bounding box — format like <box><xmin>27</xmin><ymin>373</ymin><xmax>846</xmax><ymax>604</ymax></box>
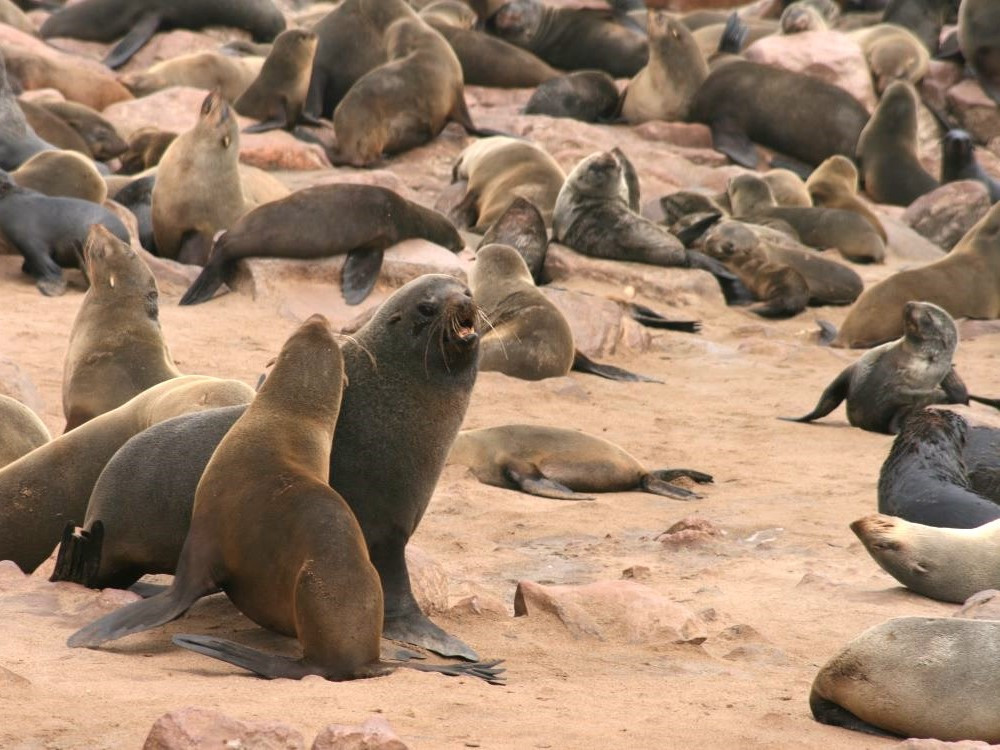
<box><xmin>941</xmin><ymin>367</ymin><xmax>970</xmax><ymax>404</ymax></box>
<box><xmin>571</xmin><ymin>350</ymin><xmax>663</xmax><ymax>384</ymax></box>
<box><xmin>717</xmin><ymin>12</ymin><xmax>749</xmax><ymax>55</ymax></box>
<box><xmin>103</xmin><ymin>12</ymin><xmax>163</xmax><ymax>70</ymax></box>
<box><xmin>625</xmin><ymin>302</ymin><xmax>701</xmax><ymax>333</ymax></box>
<box><xmin>686</xmin><ymin>250</ymin><xmax>754</xmax><ymax>306</ymax></box>
<box><xmin>709</xmin><ymin>117</ymin><xmax>759</xmax><ymax>169</ymax></box>
<box><xmin>650</xmin><ymin>469</ymin><xmax>713</xmax><ymax>484</ymax></box>
<box><xmin>674</xmin><ymin>213</ymin><xmax>722</xmax><ymax>247</ymax></box>
<box><xmin>809</xmin><ymin>692</ymin><xmax>901</xmax><ymax>739</ymax></box>
<box><xmin>970</xmin><ymin>394</ymin><xmax>1000</xmax><ymax>411</ymax></box>
<box><xmin>243</xmin><ymin>118</ymin><xmax>288</xmax><ymax>135</ymax></box>
<box><xmin>180</xmin><ymin>251</ymin><xmax>230</xmax><ymax>306</ymax></box>
<box><xmin>50</xmin><ymin>521</ymin><xmax>103</xmax><ymax>586</ymax></box>
<box><xmin>172</xmin><ymin>635</ymin><xmax>313</xmax><ymax>679</ymax></box>
<box><xmin>341</xmin><ymin>247</ymin><xmax>385</xmax><ymax>305</ymax></box>
<box><xmin>779</xmin><ymin>366</ymin><xmax>852</xmax><ymax>423</ymax></box>
<box><xmin>640</xmin><ymin>476</ymin><xmax>698</xmax><ymax>500</ymax></box>
<box><xmin>403</xmin><ymin>658</ymin><xmax>506</xmax><ymax>685</ymax></box>
<box><xmin>503</xmin><ymin>463</ymin><xmax>596</xmax><ymax>501</ymax></box>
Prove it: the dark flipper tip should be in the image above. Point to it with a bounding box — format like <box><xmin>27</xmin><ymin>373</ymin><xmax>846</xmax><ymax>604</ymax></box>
<box><xmin>572</xmin><ymin>350</ymin><xmax>662</xmax><ymax>384</ymax></box>
<box><xmin>341</xmin><ymin>248</ymin><xmax>384</xmax><ymax>305</ymax></box>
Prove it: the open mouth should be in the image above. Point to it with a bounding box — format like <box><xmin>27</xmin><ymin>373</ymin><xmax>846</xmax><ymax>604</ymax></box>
<box><xmin>446</xmin><ymin>306</ymin><xmax>479</xmax><ymax>346</ymax></box>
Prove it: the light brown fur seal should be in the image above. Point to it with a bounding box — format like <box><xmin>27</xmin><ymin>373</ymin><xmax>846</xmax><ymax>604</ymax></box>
<box><xmin>851</xmin><ymin>23</ymin><xmax>930</xmax><ymax>93</ymax></box>
<box><xmin>234</xmin><ymin>28</ymin><xmax>319</xmax><ymax>132</ymax></box>
<box><xmin>11</xmin><ymin>150</ymin><xmax>107</xmax><ymax>203</ymax></box>
<box><xmin>806</xmin><ymin>155</ymin><xmax>888</xmax><ymax>242</ymax></box>
<box><xmin>0</xmin><ymin>395</ymin><xmax>49</xmax><ymax>469</ymax></box>
<box><xmin>119</xmin><ymin>52</ymin><xmax>265</xmax><ymax>103</ymax></box>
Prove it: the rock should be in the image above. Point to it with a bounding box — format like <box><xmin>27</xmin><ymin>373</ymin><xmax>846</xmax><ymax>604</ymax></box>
<box><xmin>633</xmin><ymin>122</ymin><xmax>713</xmax><ymax>149</ymax></box>
<box><xmin>541</xmin><ymin>287</ymin><xmax>650</xmax><ymax>357</ymax></box>
<box><xmin>954</xmin><ymin>589</ymin><xmax>1000</xmax><ymax>620</ymax></box>
<box><xmin>744</xmin><ymin>31</ymin><xmax>876</xmax><ymax>111</ymax></box>
<box><xmin>621</xmin><ymin>565</ymin><xmax>651</xmax><ymax>580</ymax></box>
<box><xmin>405</xmin><ymin>545</ymin><xmax>449</xmax><ymax>616</ymax></box>
<box><xmin>947</xmin><ymin>80</ymin><xmax>1000</xmax><ymax>145</ymax></box>
<box><xmin>448</xmin><ymin>594</ymin><xmax>509</xmax><ymax>618</ymax></box>
<box><xmin>656</xmin><ymin>517</ymin><xmax>724</xmax><ymax>547</ymax></box>
<box><xmin>311</xmin><ymin>717</ymin><xmax>409</xmax><ymax>750</ymax></box>
<box><xmin>0</xmin><ymin>664</ymin><xmax>30</xmax><ymax>688</ymax></box>
<box><xmin>882</xmin><ymin>214</ymin><xmax>948</xmax><ymax>262</ymax></box>
<box><xmin>919</xmin><ymin>60</ymin><xmax>964</xmax><ymax>114</ymax></box>
<box><xmin>902</xmin><ymin>180</ymin><xmax>991</xmax><ymax>251</ymax></box>
<box><xmin>0</xmin><ymin>356</ymin><xmax>44</xmax><ymax>413</ymax></box>
<box><xmin>543</xmin><ymin>244</ymin><xmax>726</xmax><ymax>310</ymax></box>
<box><xmin>18</xmin><ymin>88</ymin><xmax>64</xmax><ymax>103</ymax></box>
<box><xmin>143</xmin><ymin>707</ymin><xmax>305</xmax><ymax>750</ymax></box>
<box><xmin>512</xmin><ymin>579</ymin><xmax>707</xmax><ymax>644</ymax></box>
<box><xmin>893</xmin><ymin>741</ymin><xmax>1000</xmax><ymax>749</ymax></box>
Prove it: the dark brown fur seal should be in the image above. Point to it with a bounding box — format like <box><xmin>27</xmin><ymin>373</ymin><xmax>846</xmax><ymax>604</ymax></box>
<box><xmin>36</xmin><ymin>100</ymin><xmax>126</xmax><ymax>162</ymax></box>
<box><xmin>62</xmin><ymin>226</ymin><xmax>180</xmax><ymax>432</ymax></box>
<box><xmin>523</xmin><ymin>70</ymin><xmax>621</xmax><ymax>123</ymax></box>
<box><xmin>118</xmin><ymin>128</ymin><xmax>176</xmax><ymax>175</ymax></box>
<box><xmin>234</xmin><ymin>28</ymin><xmax>319</xmax><ymax>133</ymax></box>
<box><xmin>959</xmin><ymin>0</ymin><xmax>1000</xmax><ymax>105</ymax></box>
<box><xmin>0</xmin><ymin>395</ymin><xmax>49</xmax><ymax>469</ymax></box>
<box><xmin>18</xmin><ymin>100</ymin><xmax>91</xmax><ymax>158</ymax></box>
<box><xmin>40</xmin><ymin>0</ymin><xmax>286</xmax><ymax>70</ymax></box>
<box><xmin>941</xmin><ymin>129</ymin><xmax>1000</xmax><ymax>203</ymax></box>
<box><xmin>478</xmin><ymin>196</ymin><xmax>548</xmax><ymax>284</ymax></box>
<box><xmin>783</xmin><ymin>302</ymin><xmax>969</xmax><ymax>434</ymax></box>
<box><xmin>449</xmin><ymin>425</ymin><xmax>713</xmax><ymax>501</ymax></box>
<box><xmin>855</xmin><ymin>80</ymin><xmax>939</xmax><ymax>207</ymax></box>
<box><xmin>882</xmin><ymin>0</ymin><xmax>954</xmax><ymax>53</ymax></box>
<box><xmin>179</xmin><ymin>184</ymin><xmax>463</xmax><ymax>306</ymax></box>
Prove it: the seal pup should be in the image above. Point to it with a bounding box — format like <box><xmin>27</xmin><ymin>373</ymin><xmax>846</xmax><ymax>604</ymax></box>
<box><xmin>450</xmin><ymin>136</ymin><xmax>566</xmax><ymax>231</ymax></box>
<box><xmin>806</xmin><ymin>155</ymin><xmax>888</xmax><ymax>241</ymax></box>
<box><xmin>851</xmin><ymin>23</ymin><xmax>929</xmax><ymax>93</ymax></box>
<box><xmin>40</xmin><ymin>0</ymin><xmax>286</xmax><ymax>70</ymax></box>
<box><xmin>689</xmin><ymin>60</ymin><xmax>870</xmax><ymax>169</ymax></box>
<box><xmin>855</xmin><ymin>81</ymin><xmax>939</xmax><ymax>206</ymax></box>
<box><xmin>940</xmin><ymin>129</ymin><xmax>1000</xmax><ymax>203</ymax></box>
<box><xmin>621</xmin><ymin>11</ymin><xmax>708</xmax><ymax>124</ymax></box>
<box><xmin>64</xmin><ymin>316</ymin><xmax>503</xmax><ymax>685</ymax></box>
<box><xmin>449</xmin><ymin>425</ymin><xmax>713</xmax><ymax>501</ymax></box>
<box><xmin>811</xmin><ymin>617</ymin><xmax>1000</xmax><ymax>741</ymax></box>
<box><xmin>834</xmin><ymin>201</ymin><xmax>1000</xmax><ymax>348</ymax></box>
<box><xmin>152</xmin><ymin>90</ymin><xmax>247</xmax><ymax>266</ymax></box>
<box><xmin>523</xmin><ymin>71</ymin><xmax>622</xmax><ymax>123</ymax></box>
<box><xmin>62</xmin><ymin>226</ymin><xmax>180</xmax><ymax>432</ymax></box>
<box><xmin>118</xmin><ymin>128</ymin><xmax>177</xmax><ymax>175</ymax></box>
<box><xmin>762</xmin><ymin>169</ymin><xmax>812</xmax><ymax>208</ymax></box>
<box><xmin>782</xmin><ymin>302</ymin><xmax>969</xmax><ymax>434</ymax></box>
<box><xmin>10</xmin><ymin>150</ymin><xmax>107</xmax><ymax>203</ymax></box>
<box><xmin>0</xmin><ymin>171</ymin><xmax>130</xmax><ymax>296</ymax></box>
<box><xmin>0</xmin><ymin>396</ymin><xmax>49</xmax><ymax>469</ymax></box>
<box><xmin>552</xmin><ymin>150</ymin><xmax>745</xmax><ymax>302</ymax></box>
<box><xmin>0</xmin><ymin>52</ymin><xmax>55</xmax><ymax>170</ymax></box>
<box><xmin>852</xmin><ymin>513</ymin><xmax>1000</xmax><ymax>602</ymax></box>
<box><xmin>478</xmin><ymin>197</ymin><xmax>547</xmax><ymax>284</ymax></box>
<box><xmin>18</xmin><ymin>101</ymin><xmax>92</xmax><ymax>158</ymax></box>
<box><xmin>876</xmin><ymin>408</ymin><xmax>1000</xmax><ymax>528</ymax></box>
<box><xmin>0</xmin><ymin>375</ymin><xmax>255</xmax><ymax>573</ymax></box>
<box><xmin>119</xmin><ymin>52</ymin><xmax>264</xmax><ymax>103</ymax></box>
<box><xmin>779</xmin><ymin>2</ymin><xmax>829</xmax><ymax>33</ymax></box>
<box><xmin>35</xmin><ymin>101</ymin><xmax>127</xmax><ymax>163</ymax></box>
<box><xmin>234</xmin><ymin>29</ymin><xmax>320</xmax><ymax>133</ymax></box>
<box><xmin>959</xmin><ymin>0</ymin><xmax>1000</xmax><ymax>105</ymax></box>
<box><xmin>179</xmin><ymin>184</ymin><xmax>463</xmax><ymax>306</ymax></box>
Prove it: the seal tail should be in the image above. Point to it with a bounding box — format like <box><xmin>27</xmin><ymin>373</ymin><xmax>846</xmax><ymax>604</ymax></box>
<box><xmin>50</xmin><ymin>521</ymin><xmax>103</xmax><ymax>587</ymax></box>
<box><xmin>171</xmin><ymin>635</ymin><xmax>313</xmax><ymax>679</ymax></box>
<box><xmin>572</xmin><ymin>350</ymin><xmax>663</xmax><ymax>384</ymax></box>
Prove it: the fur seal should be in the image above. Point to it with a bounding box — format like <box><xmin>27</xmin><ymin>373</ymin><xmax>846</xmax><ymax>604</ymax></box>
<box><xmin>689</xmin><ymin>60</ymin><xmax>870</xmax><ymax>170</ymax></box>
<box><xmin>0</xmin><ymin>53</ymin><xmax>54</xmax><ymax>170</ymax></box>
<box><xmin>523</xmin><ymin>71</ymin><xmax>621</xmax><ymax>123</ymax></box>
<box><xmin>783</xmin><ymin>302</ymin><xmax>970</xmax><ymax>433</ymax></box>
<box><xmin>18</xmin><ymin>100</ymin><xmax>91</xmax><ymax>158</ymax></box>
<box><xmin>851</xmin><ymin>23</ymin><xmax>929</xmax><ymax>93</ymax></box>
<box><xmin>118</xmin><ymin>128</ymin><xmax>176</xmax><ymax>175</ymax></box>
<box><xmin>111</xmin><ymin>175</ymin><xmax>156</xmax><ymax>253</ymax></box>
<box><xmin>40</xmin><ymin>0</ymin><xmax>286</xmax><ymax>70</ymax></box>
<box><xmin>856</xmin><ymin>81</ymin><xmax>938</xmax><ymax>207</ymax></box>
<box><xmin>119</xmin><ymin>53</ymin><xmax>264</xmax><ymax>104</ymax></box>
<box><xmin>11</xmin><ymin>150</ymin><xmax>107</xmax><ymax>204</ymax></box>
<box><xmin>881</xmin><ymin>0</ymin><xmax>954</xmax><ymax>54</ymax></box>
<box><xmin>621</xmin><ymin>10</ymin><xmax>708</xmax><ymax>124</ymax></box>
<box><xmin>0</xmin><ymin>171</ymin><xmax>130</xmax><ymax>295</ymax></box>
<box><xmin>179</xmin><ymin>184</ymin><xmax>463</xmax><ymax>306</ymax></box>
<box><xmin>2</xmin><ymin>48</ymin><xmax>131</xmax><ymax>112</ymax></box>
<box><xmin>552</xmin><ymin>150</ymin><xmax>744</xmax><ymax>301</ymax></box>
<box><xmin>941</xmin><ymin>129</ymin><xmax>1000</xmax><ymax>203</ymax></box>
<box><xmin>234</xmin><ymin>29</ymin><xmax>319</xmax><ymax>133</ymax></box>
<box><xmin>779</xmin><ymin>2</ymin><xmax>829</xmax><ymax>33</ymax></box>
<box><xmin>64</xmin><ymin>317</ymin><xmax>502</xmax><ymax>684</ymax></box>
<box><xmin>959</xmin><ymin>0</ymin><xmax>1000</xmax><ymax>105</ymax></box>
<box><xmin>486</xmin><ymin>0</ymin><xmax>648</xmax><ymax>78</ymax></box>
<box><xmin>449</xmin><ymin>425</ymin><xmax>713</xmax><ymax>501</ymax></box>
<box><xmin>450</xmin><ymin>136</ymin><xmax>565</xmax><ymax>231</ymax></box>
<box><xmin>0</xmin><ymin>396</ymin><xmax>49</xmax><ymax>469</ymax></box>
<box><xmin>478</xmin><ymin>196</ymin><xmax>548</xmax><ymax>284</ymax></box>
<box><xmin>62</xmin><ymin>226</ymin><xmax>180</xmax><ymax>432</ymax></box>
<box><xmin>0</xmin><ymin>375</ymin><xmax>255</xmax><ymax>573</ymax></box>
<box><xmin>811</xmin><ymin>616</ymin><xmax>1000</xmax><ymax>741</ymax></box>
<box><xmin>35</xmin><ymin>101</ymin><xmax>126</xmax><ymax>162</ymax></box>
<box><xmin>152</xmin><ymin>91</ymin><xmax>247</xmax><ymax>265</ymax></box>
<box><xmin>805</xmin><ymin>155</ymin><xmax>888</xmax><ymax>241</ymax></box>
<box><xmin>762</xmin><ymin>169</ymin><xmax>812</xmax><ymax>208</ymax></box>
<box><xmin>834</xmin><ymin>201</ymin><xmax>1000</xmax><ymax>348</ymax></box>
<box><xmin>876</xmin><ymin>408</ymin><xmax>1000</xmax><ymax>528</ymax></box>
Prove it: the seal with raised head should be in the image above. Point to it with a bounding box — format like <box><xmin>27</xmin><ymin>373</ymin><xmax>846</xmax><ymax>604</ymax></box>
<box><xmin>806</xmin><ymin>154</ymin><xmax>888</xmax><ymax>241</ymax></box>
<box><xmin>62</xmin><ymin>226</ymin><xmax>180</xmax><ymax>432</ymax></box>
<box><xmin>782</xmin><ymin>302</ymin><xmax>970</xmax><ymax>434</ymax></box>
<box><xmin>0</xmin><ymin>395</ymin><xmax>49</xmax><ymax>469</ymax></box>
<box><xmin>959</xmin><ymin>0</ymin><xmax>1000</xmax><ymax>105</ymax></box>
<box><xmin>478</xmin><ymin>196</ymin><xmax>548</xmax><ymax>284</ymax></box>
<box><xmin>856</xmin><ymin>80</ymin><xmax>939</xmax><ymax>206</ymax></box>
<box><xmin>0</xmin><ymin>375</ymin><xmax>255</xmax><ymax>573</ymax></box>
<box><xmin>11</xmin><ymin>150</ymin><xmax>107</xmax><ymax>204</ymax></box>
<box><xmin>449</xmin><ymin>136</ymin><xmax>565</xmax><ymax>231</ymax></box>
<box><xmin>234</xmin><ymin>29</ymin><xmax>319</xmax><ymax>133</ymax></box>
<box><xmin>64</xmin><ymin>316</ymin><xmax>503</xmax><ymax>685</ymax></box>
<box><xmin>811</xmin><ymin>616</ymin><xmax>1000</xmax><ymax>741</ymax></box>
<box><xmin>119</xmin><ymin>53</ymin><xmax>264</xmax><ymax>104</ymax></box>
<box><xmin>941</xmin><ymin>129</ymin><xmax>1000</xmax><ymax>203</ymax></box>
<box><xmin>834</xmin><ymin>201</ymin><xmax>1000</xmax><ymax>348</ymax></box>
<box><xmin>449</xmin><ymin>424</ymin><xmax>713</xmax><ymax>501</ymax></box>
<box><xmin>152</xmin><ymin>90</ymin><xmax>247</xmax><ymax>266</ymax></box>
<box><xmin>523</xmin><ymin>70</ymin><xmax>621</xmax><ymax>122</ymax></box>
<box><xmin>0</xmin><ymin>52</ymin><xmax>54</xmax><ymax>170</ymax></box>
<box><xmin>40</xmin><ymin>0</ymin><xmax>286</xmax><ymax>70</ymax></box>
<box><xmin>875</xmin><ymin>408</ymin><xmax>1000</xmax><ymax>528</ymax></box>
<box><xmin>621</xmin><ymin>10</ymin><xmax>707</xmax><ymax>124</ymax></box>
<box><xmin>852</xmin><ymin>512</ymin><xmax>1000</xmax><ymax>603</ymax></box>
<box><xmin>179</xmin><ymin>184</ymin><xmax>463</xmax><ymax>306</ymax></box>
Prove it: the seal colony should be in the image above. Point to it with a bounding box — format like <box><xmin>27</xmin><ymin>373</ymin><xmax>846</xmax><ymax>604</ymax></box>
<box><xmin>3</xmin><ymin>0</ymin><xmax>1000</xmax><ymax>744</ymax></box>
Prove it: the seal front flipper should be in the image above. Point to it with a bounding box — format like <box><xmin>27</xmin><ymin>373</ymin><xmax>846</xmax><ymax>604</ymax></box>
<box><xmin>940</xmin><ymin>368</ymin><xmax>970</xmax><ymax>404</ymax></box>
<box><xmin>571</xmin><ymin>350</ymin><xmax>663</xmax><ymax>384</ymax></box>
<box><xmin>686</xmin><ymin>250</ymin><xmax>754</xmax><ymax>306</ymax></box>
<box><xmin>50</xmin><ymin>521</ymin><xmax>103</xmax><ymax>586</ymax></box>
<box><xmin>103</xmin><ymin>12</ymin><xmax>163</xmax><ymax>70</ymax></box>
<box><xmin>780</xmin><ymin>366</ymin><xmax>852</xmax><ymax>424</ymax></box>
<box><xmin>341</xmin><ymin>247</ymin><xmax>385</xmax><ymax>305</ymax></box>
<box><xmin>809</xmin><ymin>692</ymin><xmax>901</xmax><ymax>739</ymax></box>
<box><xmin>383</xmin><ymin>613</ymin><xmax>479</xmax><ymax>662</ymax></box>
<box><xmin>504</xmin><ymin>463</ymin><xmax>596</xmax><ymax>501</ymax></box>
<box><xmin>708</xmin><ymin>117</ymin><xmax>759</xmax><ymax>169</ymax></box>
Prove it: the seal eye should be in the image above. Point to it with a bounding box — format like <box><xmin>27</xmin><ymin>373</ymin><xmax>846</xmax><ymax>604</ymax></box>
<box><xmin>417</xmin><ymin>302</ymin><xmax>437</xmax><ymax>317</ymax></box>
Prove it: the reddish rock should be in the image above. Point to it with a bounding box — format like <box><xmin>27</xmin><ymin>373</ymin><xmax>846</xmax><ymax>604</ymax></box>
<box><xmin>2</xmin><ymin>46</ymin><xmax>131</xmax><ymax>109</ymax></box>
<box><xmin>893</xmin><ymin>741</ymin><xmax>1000</xmax><ymax>750</ymax></box>
<box><xmin>954</xmin><ymin>589</ymin><xmax>1000</xmax><ymax>620</ymax></box>
<box><xmin>405</xmin><ymin>545</ymin><xmax>449</xmax><ymax>616</ymax></box>
<box><xmin>311</xmin><ymin>717</ymin><xmax>409</xmax><ymax>750</ymax></box>
<box><xmin>0</xmin><ymin>356</ymin><xmax>44</xmax><ymax>414</ymax></box>
<box><xmin>947</xmin><ymin>80</ymin><xmax>1000</xmax><ymax>145</ymax></box>
<box><xmin>143</xmin><ymin>707</ymin><xmax>305</xmax><ymax>750</ymax></box>
<box><xmin>513</xmin><ymin>579</ymin><xmax>707</xmax><ymax>644</ymax></box>
<box><xmin>881</xmin><ymin>214</ymin><xmax>948</xmax><ymax>262</ymax></box>
<box><xmin>541</xmin><ymin>286</ymin><xmax>651</xmax><ymax>357</ymax></box>
<box><xmin>656</xmin><ymin>517</ymin><xmax>724</xmax><ymax>546</ymax></box>
<box><xmin>744</xmin><ymin>31</ymin><xmax>876</xmax><ymax>111</ymax></box>
<box><xmin>17</xmin><ymin>88</ymin><xmax>64</xmax><ymax>103</ymax></box>
<box><xmin>919</xmin><ymin>60</ymin><xmax>964</xmax><ymax>114</ymax></box>
<box><xmin>902</xmin><ymin>180</ymin><xmax>991</xmax><ymax>251</ymax></box>
<box><xmin>633</xmin><ymin>122</ymin><xmax>713</xmax><ymax>149</ymax></box>
<box><xmin>448</xmin><ymin>594</ymin><xmax>509</xmax><ymax>618</ymax></box>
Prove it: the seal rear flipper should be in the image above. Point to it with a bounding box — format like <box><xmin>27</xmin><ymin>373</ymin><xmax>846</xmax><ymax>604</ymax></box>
<box><xmin>103</xmin><ymin>12</ymin><xmax>162</xmax><ymax>70</ymax></box>
<box><xmin>816</xmin><ymin>319</ymin><xmax>837</xmax><ymax>346</ymax></box>
<box><xmin>176</xmin><ymin>231</ymin><xmax>213</xmax><ymax>267</ymax></box>
<box><xmin>50</xmin><ymin>521</ymin><xmax>103</xmax><ymax>587</ymax></box>
<box><xmin>383</xmin><ymin>612</ymin><xmax>479</xmax><ymax>661</ymax></box>
<box><xmin>171</xmin><ymin>635</ymin><xmax>313</xmax><ymax>680</ymax></box>
<box><xmin>403</xmin><ymin>658</ymin><xmax>506</xmax><ymax>686</ymax></box>
<box><xmin>242</xmin><ymin>118</ymin><xmax>287</xmax><ymax>134</ymax></box>
<box><xmin>640</xmin><ymin>475</ymin><xmax>699</xmax><ymax>500</ymax></box>
<box><xmin>685</xmin><ymin>250</ymin><xmax>754</xmax><ymax>306</ymax></box>
<box><xmin>179</xmin><ymin>257</ymin><xmax>229</xmax><ymax>306</ymax></box>
<box><xmin>936</xmin><ymin>30</ymin><xmax>961</xmax><ymax>61</ymax></box>
<box><xmin>572</xmin><ymin>350</ymin><xmax>663</xmax><ymax>384</ymax></box>
<box><xmin>970</xmin><ymin>394</ymin><xmax>1000</xmax><ymax>411</ymax></box>
<box><xmin>717</xmin><ymin>12</ymin><xmax>749</xmax><ymax>55</ymax></box>
<box><xmin>650</xmin><ymin>469</ymin><xmax>713</xmax><ymax>484</ymax></box>
<box><xmin>809</xmin><ymin>692</ymin><xmax>901</xmax><ymax>739</ymax></box>
<box><xmin>504</xmin><ymin>463</ymin><xmax>596</xmax><ymax>501</ymax></box>
<box><xmin>625</xmin><ymin>303</ymin><xmax>701</xmax><ymax>333</ymax></box>
<box><xmin>709</xmin><ymin>118</ymin><xmax>759</xmax><ymax>169</ymax></box>
<box><xmin>341</xmin><ymin>247</ymin><xmax>385</xmax><ymax>305</ymax></box>
<box><xmin>941</xmin><ymin>367</ymin><xmax>970</xmax><ymax>404</ymax></box>
<box><xmin>674</xmin><ymin>213</ymin><xmax>721</xmax><ymax>247</ymax></box>
<box><xmin>779</xmin><ymin>366</ymin><xmax>851</xmax><ymax>423</ymax></box>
